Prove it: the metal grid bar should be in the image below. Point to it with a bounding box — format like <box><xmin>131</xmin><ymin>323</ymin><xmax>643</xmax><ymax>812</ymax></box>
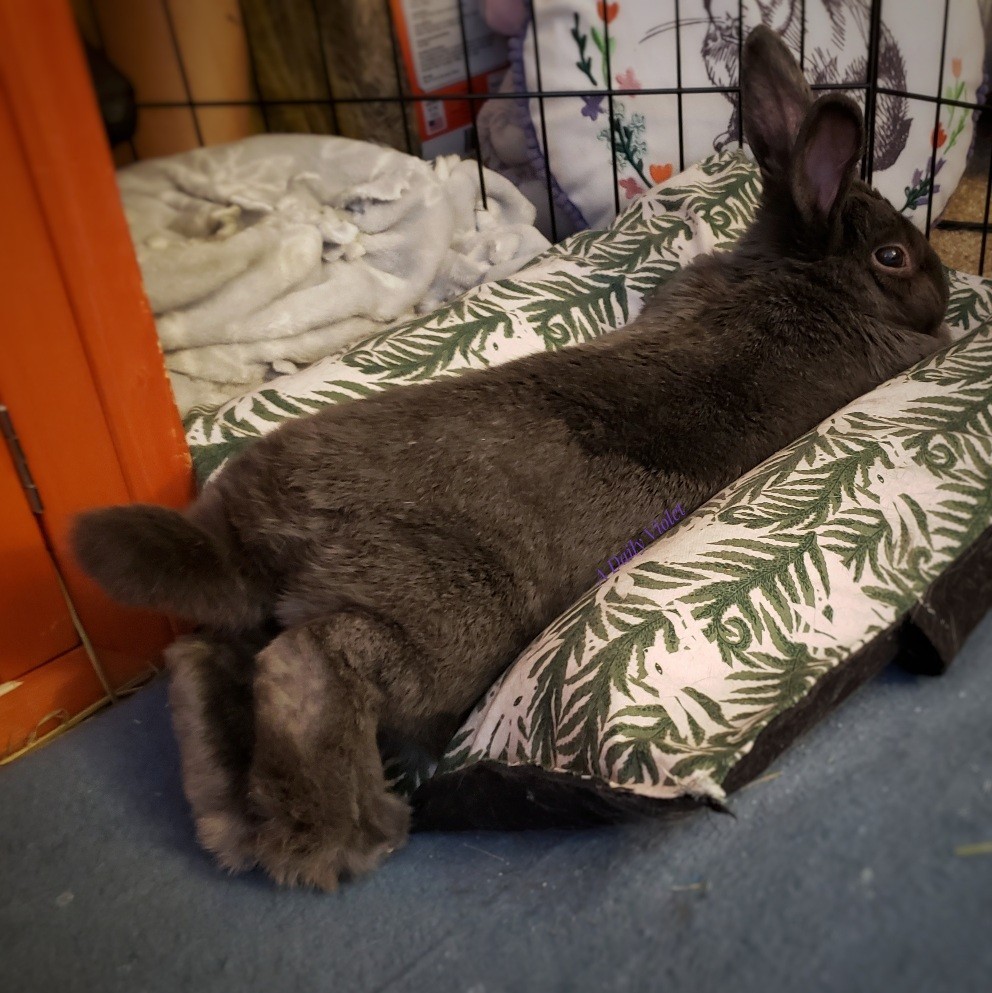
<box><xmin>736</xmin><ymin>0</ymin><xmax>744</xmax><ymax>148</ymax></box>
<box><xmin>924</xmin><ymin>0</ymin><xmax>952</xmax><ymax>238</ymax></box>
<box><xmin>863</xmin><ymin>0</ymin><xmax>883</xmax><ymax>183</ymax></box>
<box><xmin>132</xmin><ymin>89</ymin><xmax>747</xmax><ymax>105</ymax></box>
<box><xmin>981</xmin><ymin>130</ymin><xmax>992</xmax><ymax>275</ymax></box>
<box><xmin>799</xmin><ymin>0</ymin><xmax>806</xmax><ymax>69</ymax></box>
<box><xmin>875</xmin><ymin>87</ymin><xmax>989</xmax><ymax>113</ymax></box>
<box><xmin>456</xmin><ymin>0</ymin><xmax>488</xmax><ymax>211</ymax></box>
<box><xmin>603</xmin><ymin>2</ymin><xmax>621</xmax><ymax>217</ymax></box>
<box><xmin>674</xmin><ymin>0</ymin><xmax>685</xmax><ymax>173</ymax></box>
<box><xmin>131</xmin><ymin>84</ymin><xmax>992</xmax><ymax>112</ymax></box>
<box><xmin>159</xmin><ymin>0</ymin><xmax>204</xmax><ymax>146</ymax></box>
<box><xmin>237</xmin><ymin>3</ymin><xmax>271</xmax><ymax>132</ymax></box>
<box><xmin>528</xmin><ymin>0</ymin><xmax>559</xmax><ymax>241</ymax></box>
<box><xmin>308</xmin><ymin>0</ymin><xmax>340</xmax><ymax>136</ymax></box>
<box><xmin>383</xmin><ymin>0</ymin><xmax>414</xmax><ymax>154</ymax></box>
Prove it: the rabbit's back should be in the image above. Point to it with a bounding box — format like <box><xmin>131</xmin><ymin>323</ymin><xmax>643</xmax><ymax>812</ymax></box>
<box><xmin>208</xmin><ymin>365</ymin><xmax>690</xmax><ymax>682</ymax></box>
<box><xmin>202</xmin><ymin>255</ymin><xmax>926</xmax><ymax>666</ymax></box>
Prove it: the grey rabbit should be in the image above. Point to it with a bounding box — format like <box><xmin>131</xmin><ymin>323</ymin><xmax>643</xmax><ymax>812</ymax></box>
<box><xmin>72</xmin><ymin>26</ymin><xmax>949</xmax><ymax>891</ymax></box>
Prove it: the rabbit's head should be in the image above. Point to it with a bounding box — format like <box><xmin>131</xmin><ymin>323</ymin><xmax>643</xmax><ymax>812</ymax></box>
<box><xmin>739</xmin><ymin>25</ymin><xmax>948</xmax><ymax>340</ymax></box>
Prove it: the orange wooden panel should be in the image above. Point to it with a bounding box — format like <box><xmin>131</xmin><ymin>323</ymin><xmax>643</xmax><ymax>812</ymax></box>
<box><xmin>0</xmin><ymin>82</ymin><xmax>173</xmax><ymax>688</ymax></box>
<box><xmin>0</xmin><ymin>0</ymin><xmax>196</xmax><ymax>696</ymax></box>
<box><xmin>0</xmin><ymin>0</ymin><xmax>194</xmax><ymax>511</ymax></box>
<box><xmin>0</xmin><ymin>645</ymin><xmax>109</xmax><ymax>759</ymax></box>
<box><xmin>0</xmin><ymin>423</ymin><xmax>79</xmax><ymax>682</ymax></box>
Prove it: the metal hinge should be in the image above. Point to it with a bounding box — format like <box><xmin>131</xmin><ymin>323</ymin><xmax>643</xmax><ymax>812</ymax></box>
<box><xmin>0</xmin><ymin>405</ymin><xmax>43</xmax><ymax>514</ymax></box>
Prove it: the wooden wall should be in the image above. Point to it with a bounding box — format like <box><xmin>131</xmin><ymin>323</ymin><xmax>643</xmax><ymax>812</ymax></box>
<box><xmin>71</xmin><ymin>0</ymin><xmax>416</xmax><ymax>163</ymax></box>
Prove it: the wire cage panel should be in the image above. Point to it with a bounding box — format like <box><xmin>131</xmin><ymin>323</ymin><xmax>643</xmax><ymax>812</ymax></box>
<box><xmin>74</xmin><ymin>0</ymin><xmax>992</xmax><ymax>273</ymax></box>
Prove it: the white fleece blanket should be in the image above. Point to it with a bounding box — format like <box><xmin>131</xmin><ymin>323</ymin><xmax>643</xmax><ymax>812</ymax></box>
<box><xmin>118</xmin><ymin>134</ymin><xmax>550</xmax><ymax>414</ymax></box>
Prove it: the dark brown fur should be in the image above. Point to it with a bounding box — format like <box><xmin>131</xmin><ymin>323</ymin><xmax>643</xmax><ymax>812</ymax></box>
<box><xmin>72</xmin><ymin>27</ymin><xmax>949</xmax><ymax>890</ymax></box>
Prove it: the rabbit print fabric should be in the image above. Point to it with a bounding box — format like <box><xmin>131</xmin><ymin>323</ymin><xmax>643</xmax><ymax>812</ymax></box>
<box><xmin>511</xmin><ymin>0</ymin><xmax>985</xmax><ymax>231</ymax></box>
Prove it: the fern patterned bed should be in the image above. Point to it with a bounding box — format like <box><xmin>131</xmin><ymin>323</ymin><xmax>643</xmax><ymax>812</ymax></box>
<box><xmin>183</xmin><ymin>151</ymin><xmax>992</xmax><ymax>827</ymax></box>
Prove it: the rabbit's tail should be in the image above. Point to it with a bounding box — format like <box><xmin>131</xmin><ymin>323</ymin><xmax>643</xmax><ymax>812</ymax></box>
<box><xmin>71</xmin><ymin>505</ymin><xmax>266</xmax><ymax>630</ymax></box>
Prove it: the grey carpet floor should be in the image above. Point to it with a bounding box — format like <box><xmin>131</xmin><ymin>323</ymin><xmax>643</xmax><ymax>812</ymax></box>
<box><xmin>2</xmin><ymin>611</ymin><xmax>991</xmax><ymax>993</ymax></box>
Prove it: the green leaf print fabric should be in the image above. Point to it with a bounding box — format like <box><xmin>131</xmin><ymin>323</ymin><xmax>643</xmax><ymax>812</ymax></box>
<box><xmin>438</xmin><ymin>278</ymin><xmax>992</xmax><ymax>804</ymax></box>
<box><xmin>183</xmin><ymin>150</ymin><xmax>992</xmax><ymax>807</ymax></box>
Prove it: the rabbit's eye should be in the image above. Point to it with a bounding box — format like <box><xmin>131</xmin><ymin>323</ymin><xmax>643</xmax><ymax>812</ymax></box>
<box><xmin>874</xmin><ymin>245</ymin><xmax>907</xmax><ymax>269</ymax></box>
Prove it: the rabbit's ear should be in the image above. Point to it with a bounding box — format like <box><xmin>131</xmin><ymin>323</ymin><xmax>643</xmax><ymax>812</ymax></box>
<box><xmin>790</xmin><ymin>95</ymin><xmax>864</xmax><ymax>224</ymax></box>
<box><xmin>741</xmin><ymin>25</ymin><xmax>811</xmax><ymax>178</ymax></box>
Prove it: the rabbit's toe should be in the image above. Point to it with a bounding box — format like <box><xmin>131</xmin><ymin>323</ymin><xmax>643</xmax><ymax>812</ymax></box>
<box><xmin>196</xmin><ymin>810</ymin><xmax>259</xmax><ymax>873</ymax></box>
<box><xmin>252</xmin><ymin>787</ymin><xmax>411</xmax><ymax>891</ymax></box>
